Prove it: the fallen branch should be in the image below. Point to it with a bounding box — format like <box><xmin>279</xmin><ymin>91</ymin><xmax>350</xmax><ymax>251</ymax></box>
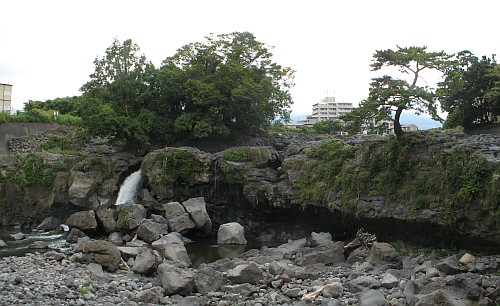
<box><xmin>120</xmin><ymin>258</ymin><xmax>131</xmax><ymax>271</ymax></box>
<box><xmin>301</xmin><ymin>285</ymin><xmax>325</xmax><ymax>301</ymax></box>
<box><xmin>344</xmin><ymin>228</ymin><xmax>377</xmax><ymax>254</ymax></box>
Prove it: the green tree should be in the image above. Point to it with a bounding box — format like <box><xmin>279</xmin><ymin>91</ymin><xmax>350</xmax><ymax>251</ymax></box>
<box><xmin>79</xmin><ymin>38</ymin><xmax>165</xmax><ymax>148</ymax></box>
<box><xmin>346</xmin><ymin>46</ymin><xmax>452</xmax><ymax>138</ymax></box>
<box><xmin>158</xmin><ymin>32</ymin><xmax>295</xmax><ymax>139</ymax></box>
<box><xmin>438</xmin><ymin>51</ymin><xmax>500</xmax><ymax>129</ymax></box>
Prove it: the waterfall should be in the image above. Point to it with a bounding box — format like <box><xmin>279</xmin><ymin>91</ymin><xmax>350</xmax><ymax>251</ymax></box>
<box><xmin>115</xmin><ymin>170</ymin><xmax>143</xmax><ymax>205</ymax></box>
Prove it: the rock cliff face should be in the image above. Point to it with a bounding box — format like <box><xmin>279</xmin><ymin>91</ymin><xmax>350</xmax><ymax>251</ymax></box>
<box><xmin>140</xmin><ymin>131</ymin><xmax>500</xmax><ymax>244</ymax></box>
<box><xmin>0</xmin><ymin>151</ymin><xmax>142</xmax><ymax>227</ymax></box>
<box><xmin>1</xmin><ymin>129</ymin><xmax>498</xmax><ymax>245</ymax></box>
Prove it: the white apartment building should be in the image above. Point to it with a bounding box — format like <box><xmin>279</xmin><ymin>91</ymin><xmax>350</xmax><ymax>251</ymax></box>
<box><xmin>289</xmin><ymin>96</ymin><xmax>353</xmax><ymax>127</ymax></box>
<box><xmin>0</xmin><ymin>83</ymin><xmax>12</xmax><ymax>113</ymax></box>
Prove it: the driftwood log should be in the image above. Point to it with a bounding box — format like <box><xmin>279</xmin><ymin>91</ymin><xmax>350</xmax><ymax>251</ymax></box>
<box><xmin>344</xmin><ymin>228</ymin><xmax>377</xmax><ymax>256</ymax></box>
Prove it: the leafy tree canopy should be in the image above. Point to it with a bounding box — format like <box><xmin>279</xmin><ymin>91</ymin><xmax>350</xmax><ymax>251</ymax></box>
<box><xmin>159</xmin><ymin>32</ymin><xmax>295</xmax><ymax>139</ymax></box>
<box><xmin>438</xmin><ymin>51</ymin><xmax>500</xmax><ymax>129</ymax></box>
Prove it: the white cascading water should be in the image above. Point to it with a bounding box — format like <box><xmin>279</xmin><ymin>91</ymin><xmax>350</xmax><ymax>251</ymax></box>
<box><xmin>115</xmin><ymin>170</ymin><xmax>143</xmax><ymax>205</ymax></box>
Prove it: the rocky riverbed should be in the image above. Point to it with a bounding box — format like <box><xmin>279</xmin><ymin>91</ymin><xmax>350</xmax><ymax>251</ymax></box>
<box><xmin>0</xmin><ymin>232</ymin><xmax>498</xmax><ymax>306</ymax></box>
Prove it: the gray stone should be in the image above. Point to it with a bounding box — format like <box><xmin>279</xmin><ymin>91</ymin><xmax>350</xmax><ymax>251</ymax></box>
<box><xmin>66</xmin><ymin>228</ymin><xmax>87</xmax><ymax>243</ymax></box>
<box><xmin>37</xmin><ymin>216</ymin><xmax>61</xmax><ymax>231</ymax></box>
<box><xmin>116</xmin><ymin>203</ymin><xmax>146</xmax><ymax>231</ymax></box>
<box><xmin>28</xmin><ymin>241</ymin><xmax>49</xmax><ymax>249</ymax></box>
<box><xmin>134</xmin><ymin>289</ymin><xmax>160</xmax><ymax>304</ymax></box>
<box><xmin>96</xmin><ymin>208</ymin><xmax>117</xmax><ymax>233</ymax></box>
<box><xmin>426</xmin><ymin>267</ymin><xmax>440</xmax><ymax>277</ymax></box>
<box><xmin>150</xmin><ymin>214</ymin><xmax>169</xmax><ymax>224</ymax></box>
<box><xmin>160</xmin><ymin>242</ymin><xmax>192</xmax><ymax>266</ymax></box>
<box><xmin>82</xmin><ymin>240</ymin><xmax>121</xmax><ymax>272</ymax></box>
<box><xmin>308</xmin><ymin>231</ymin><xmax>333</xmax><ymax>246</ymax></box>
<box><xmin>347</xmin><ymin>276</ymin><xmax>382</xmax><ymax>293</ymax></box>
<box><xmin>87</xmin><ymin>263</ymin><xmax>104</xmax><ymax>277</ymax></box>
<box><xmin>0</xmin><ymin>239</ymin><xmax>7</xmax><ymax>248</ymax></box>
<box><xmin>132</xmin><ymin>249</ymin><xmax>161</xmax><ymax>276</ymax></box>
<box><xmin>277</xmin><ymin>238</ymin><xmax>307</xmax><ymax>258</ymax></box>
<box><xmin>436</xmin><ymin>256</ymin><xmax>462</xmax><ymax>275</ymax></box>
<box><xmin>459</xmin><ymin>253</ymin><xmax>475</xmax><ymax>264</ymax></box>
<box><xmin>107</xmin><ymin>232</ymin><xmax>123</xmax><ymax>246</ymax></box>
<box><xmin>346</xmin><ymin>246</ymin><xmax>370</xmax><ymax>264</ymax></box>
<box><xmin>163</xmin><ymin>201</ymin><xmax>186</xmax><ymax>218</ymax></box>
<box><xmin>68</xmin><ymin>171</ymin><xmax>100</xmax><ymax>208</ymax></box>
<box><xmin>217</xmin><ymin>222</ymin><xmax>247</xmax><ymax>245</ymax></box>
<box><xmin>296</xmin><ymin>241</ymin><xmax>344</xmax><ymax>266</ymax></box>
<box><xmin>73</xmin><ymin>236</ymin><xmax>91</xmax><ymax>252</ymax></box>
<box><xmin>358</xmin><ymin>289</ymin><xmax>387</xmax><ymax>306</ymax></box>
<box><xmin>136</xmin><ymin>219</ymin><xmax>169</xmax><ymax>243</ymax></box>
<box><xmin>167</xmin><ymin>213</ymin><xmax>196</xmax><ymax>233</ymax></box>
<box><xmin>367</xmin><ymin>242</ymin><xmax>402</xmax><ymax>270</ymax></box>
<box><xmin>176</xmin><ymin>296</ymin><xmax>200</xmax><ymax>306</ymax></box>
<box><xmin>381</xmin><ymin>273</ymin><xmax>399</xmax><ymax>288</ymax></box>
<box><xmin>194</xmin><ymin>266</ymin><xmax>225</xmax><ymax>294</ymax></box>
<box><xmin>66</xmin><ymin>210</ymin><xmax>98</xmax><ymax>231</ymax></box>
<box><xmin>415</xmin><ymin>289</ymin><xmax>466</xmax><ymax>306</ymax></box>
<box><xmin>446</xmin><ymin>272</ymin><xmax>484</xmax><ymax>301</ymax></box>
<box><xmin>157</xmin><ymin>262</ymin><xmax>195</xmax><ymax>295</ymax></box>
<box><xmin>182</xmin><ymin>197</ymin><xmax>212</xmax><ymax>234</ymax></box>
<box><xmin>322</xmin><ymin>282</ymin><xmax>343</xmax><ymax>298</ymax></box>
<box><xmin>227</xmin><ymin>262</ymin><xmax>265</xmax><ymax>285</ymax></box>
<box><xmin>222</xmin><ymin>283</ymin><xmax>256</xmax><ymax>297</ymax></box>
<box><xmin>117</xmin><ymin>246</ymin><xmax>146</xmax><ymax>260</ymax></box>
<box><xmin>283</xmin><ymin>287</ymin><xmax>302</xmax><ymax>298</ymax></box>
<box><xmin>151</xmin><ymin>232</ymin><xmax>185</xmax><ymax>247</ymax></box>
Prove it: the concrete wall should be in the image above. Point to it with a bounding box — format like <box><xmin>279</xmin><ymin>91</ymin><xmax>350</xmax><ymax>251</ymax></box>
<box><xmin>0</xmin><ymin>123</ymin><xmax>60</xmax><ymax>152</ymax></box>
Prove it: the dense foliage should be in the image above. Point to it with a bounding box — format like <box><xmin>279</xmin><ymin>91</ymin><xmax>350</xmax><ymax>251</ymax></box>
<box><xmin>438</xmin><ymin>51</ymin><xmax>500</xmax><ymax>129</ymax></box>
<box><xmin>285</xmin><ymin>136</ymin><xmax>500</xmax><ymax>218</ymax></box>
<box><xmin>19</xmin><ymin>33</ymin><xmax>293</xmax><ymax>149</ymax></box>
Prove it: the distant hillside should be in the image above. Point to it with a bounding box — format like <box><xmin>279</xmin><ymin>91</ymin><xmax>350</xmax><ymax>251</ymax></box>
<box><xmin>400</xmin><ymin>113</ymin><xmax>442</xmax><ymax>130</ymax></box>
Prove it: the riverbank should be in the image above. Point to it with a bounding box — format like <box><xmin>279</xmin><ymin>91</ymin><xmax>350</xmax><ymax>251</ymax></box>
<box><xmin>0</xmin><ymin>233</ymin><xmax>498</xmax><ymax>305</ymax></box>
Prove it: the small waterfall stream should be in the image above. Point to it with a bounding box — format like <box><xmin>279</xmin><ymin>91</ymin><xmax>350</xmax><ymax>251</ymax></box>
<box><xmin>115</xmin><ymin>170</ymin><xmax>143</xmax><ymax>205</ymax></box>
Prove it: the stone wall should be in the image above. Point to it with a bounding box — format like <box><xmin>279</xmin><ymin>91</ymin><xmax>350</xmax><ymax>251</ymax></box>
<box><xmin>0</xmin><ymin>123</ymin><xmax>61</xmax><ymax>153</ymax></box>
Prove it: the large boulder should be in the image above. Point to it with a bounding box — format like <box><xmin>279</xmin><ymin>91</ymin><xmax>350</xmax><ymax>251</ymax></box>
<box><xmin>358</xmin><ymin>289</ymin><xmax>387</xmax><ymax>306</ymax></box>
<box><xmin>194</xmin><ymin>265</ymin><xmax>225</xmax><ymax>294</ymax></box>
<box><xmin>367</xmin><ymin>242</ymin><xmax>402</xmax><ymax>270</ymax></box>
<box><xmin>163</xmin><ymin>202</ymin><xmax>196</xmax><ymax>233</ymax></box>
<box><xmin>157</xmin><ymin>262</ymin><xmax>195</xmax><ymax>296</ymax></box>
<box><xmin>96</xmin><ymin>207</ymin><xmax>117</xmax><ymax>233</ymax></box>
<box><xmin>66</xmin><ymin>211</ymin><xmax>97</xmax><ymax>231</ymax></box>
<box><xmin>296</xmin><ymin>241</ymin><xmax>345</xmax><ymax>266</ymax></box>
<box><xmin>151</xmin><ymin>233</ymin><xmax>191</xmax><ymax>266</ymax></box>
<box><xmin>37</xmin><ymin>216</ymin><xmax>61</xmax><ymax>231</ymax></box>
<box><xmin>226</xmin><ymin>262</ymin><xmax>265</xmax><ymax>285</ymax></box>
<box><xmin>66</xmin><ymin>228</ymin><xmax>87</xmax><ymax>243</ymax></box>
<box><xmin>136</xmin><ymin>220</ymin><xmax>169</xmax><ymax>243</ymax></box>
<box><xmin>116</xmin><ymin>204</ymin><xmax>146</xmax><ymax>231</ymax></box>
<box><xmin>68</xmin><ymin>171</ymin><xmax>101</xmax><ymax>208</ymax></box>
<box><xmin>131</xmin><ymin>249</ymin><xmax>162</xmax><ymax>276</ymax></box>
<box><xmin>182</xmin><ymin>197</ymin><xmax>212</xmax><ymax>234</ymax></box>
<box><xmin>217</xmin><ymin>222</ymin><xmax>247</xmax><ymax>245</ymax></box>
<box><xmin>82</xmin><ymin>240</ymin><xmax>121</xmax><ymax>272</ymax></box>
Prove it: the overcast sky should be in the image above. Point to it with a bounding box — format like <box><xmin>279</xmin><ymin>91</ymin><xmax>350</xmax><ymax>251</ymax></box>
<box><xmin>1</xmin><ymin>0</ymin><xmax>499</xmax><ymax>120</ymax></box>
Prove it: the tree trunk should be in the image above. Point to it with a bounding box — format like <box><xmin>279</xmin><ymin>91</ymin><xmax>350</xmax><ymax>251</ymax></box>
<box><xmin>394</xmin><ymin>107</ymin><xmax>404</xmax><ymax>139</ymax></box>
